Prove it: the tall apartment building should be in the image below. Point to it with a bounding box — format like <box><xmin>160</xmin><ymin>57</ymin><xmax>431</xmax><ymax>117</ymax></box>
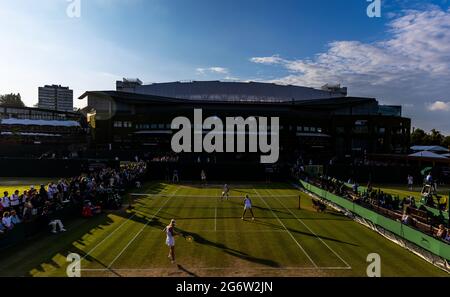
<box><xmin>38</xmin><ymin>85</ymin><xmax>74</xmax><ymax>112</ymax></box>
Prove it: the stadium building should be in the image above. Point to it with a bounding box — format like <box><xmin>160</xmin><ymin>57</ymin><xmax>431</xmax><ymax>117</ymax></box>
<box><xmin>79</xmin><ymin>80</ymin><xmax>411</xmax><ymax>167</ymax></box>
<box><xmin>0</xmin><ymin>106</ymin><xmax>88</xmax><ymax>158</ymax></box>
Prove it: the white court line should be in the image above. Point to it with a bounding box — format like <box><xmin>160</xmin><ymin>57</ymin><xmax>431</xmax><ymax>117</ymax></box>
<box><xmin>144</xmin><ymin>229</ymin><xmax>287</xmax><ymax>233</ymax></box>
<box><xmin>81</xmin><ymin>266</ymin><xmax>352</xmax><ymax>272</ymax></box>
<box><xmin>214</xmin><ymin>205</ymin><xmax>217</xmax><ymax>232</ymax></box>
<box><xmin>266</xmin><ymin>189</ymin><xmax>352</xmax><ymax>269</ymax></box>
<box><xmin>81</xmin><ymin>188</ymin><xmax>179</xmax><ymax>261</ymax></box>
<box><xmin>130</xmin><ymin>193</ymin><xmax>298</xmax><ymax>198</ymax></box>
<box><xmin>106</xmin><ymin>188</ymin><xmax>180</xmax><ymax>269</ymax></box>
<box><xmin>253</xmin><ymin>189</ymin><xmax>318</xmax><ymax>268</ymax></box>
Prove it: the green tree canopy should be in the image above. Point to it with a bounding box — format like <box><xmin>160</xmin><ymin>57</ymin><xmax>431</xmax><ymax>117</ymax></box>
<box><xmin>0</xmin><ymin>93</ymin><xmax>25</xmax><ymax>107</ymax></box>
<box><xmin>411</xmin><ymin>128</ymin><xmax>449</xmax><ymax>148</ymax></box>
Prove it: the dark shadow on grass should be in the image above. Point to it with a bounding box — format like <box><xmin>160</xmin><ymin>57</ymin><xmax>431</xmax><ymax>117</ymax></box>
<box><xmin>117</xmin><ymin>205</ymin><xmax>358</xmax><ymax>248</ymax></box>
<box><xmin>0</xmin><ymin>213</ymin><xmax>117</xmax><ymax>277</ymax></box>
<box><xmin>176</xmin><ymin>229</ymin><xmax>281</xmax><ymax>268</ymax></box>
<box><xmin>177</xmin><ymin>264</ymin><xmax>198</xmax><ymax>277</ymax></box>
<box><xmin>250</xmin><ymin>218</ymin><xmax>358</xmax><ymax>247</ymax></box>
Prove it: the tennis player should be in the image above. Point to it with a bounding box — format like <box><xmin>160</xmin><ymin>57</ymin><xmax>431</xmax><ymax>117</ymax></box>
<box><xmin>241</xmin><ymin>195</ymin><xmax>255</xmax><ymax>220</ymax></box>
<box><xmin>163</xmin><ymin>219</ymin><xmax>179</xmax><ymax>263</ymax></box>
<box><xmin>201</xmin><ymin>170</ymin><xmax>207</xmax><ymax>185</ymax></box>
<box><xmin>221</xmin><ymin>184</ymin><xmax>229</xmax><ymax>201</ymax></box>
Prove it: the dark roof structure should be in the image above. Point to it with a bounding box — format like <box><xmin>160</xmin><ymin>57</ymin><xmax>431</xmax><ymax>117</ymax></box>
<box><xmin>113</xmin><ymin>80</ymin><xmax>347</xmax><ymax>102</ymax></box>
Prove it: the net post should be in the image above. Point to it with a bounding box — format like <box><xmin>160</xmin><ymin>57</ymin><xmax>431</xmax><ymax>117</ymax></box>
<box><xmin>298</xmin><ymin>195</ymin><xmax>301</xmax><ymax>210</ymax></box>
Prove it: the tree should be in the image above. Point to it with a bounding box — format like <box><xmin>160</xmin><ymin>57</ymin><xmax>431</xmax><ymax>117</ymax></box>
<box><xmin>411</xmin><ymin>128</ymin><xmax>450</xmax><ymax>148</ymax></box>
<box><xmin>442</xmin><ymin>136</ymin><xmax>450</xmax><ymax>149</ymax></box>
<box><xmin>0</xmin><ymin>93</ymin><xmax>25</xmax><ymax>107</ymax></box>
<box><xmin>411</xmin><ymin>128</ymin><xmax>428</xmax><ymax>145</ymax></box>
<box><xmin>429</xmin><ymin>129</ymin><xmax>444</xmax><ymax>145</ymax></box>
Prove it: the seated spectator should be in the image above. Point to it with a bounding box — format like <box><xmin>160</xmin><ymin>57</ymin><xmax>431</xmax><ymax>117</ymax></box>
<box><xmin>2</xmin><ymin>212</ymin><xmax>14</xmax><ymax>230</ymax></box>
<box><xmin>1</xmin><ymin>191</ymin><xmax>11</xmax><ymax>211</ymax></box>
<box><xmin>445</xmin><ymin>233</ymin><xmax>450</xmax><ymax>243</ymax></box>
<box><xmin>42</xmin><ymin>206</ymin><xmax>66</xmax><ymax>234</ymax></box>
<box><xmin>401</xmin><ymin>210</ymin><xmax>414</xmax><ymax>226</ymax></box>
<box><xmin>435</xmin><ymin>224</ymin><xmax>447</xmax><ymax>240</ymax></box>
<box><xmin>10</xmin><ymin>210</ymin><xmax>21</xmax><ymax>225</ymax></box>
<box><xmin>81</xmin><ymin>202</ymin><xmax>93</xmax><ymax>218</ymax></box>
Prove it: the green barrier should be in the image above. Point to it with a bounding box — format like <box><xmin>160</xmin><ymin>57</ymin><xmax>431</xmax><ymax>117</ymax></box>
<box><xmin>300</xmin><ymin>180</ymin><xmax>450</xmax><ymax>261</ymax></box>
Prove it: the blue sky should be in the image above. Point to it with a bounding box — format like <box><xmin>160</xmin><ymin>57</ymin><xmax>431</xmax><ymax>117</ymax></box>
<box><xmin>1</xmin><ymin>0</ymin><xmax>449</xmax><ymax>132</ymax></box>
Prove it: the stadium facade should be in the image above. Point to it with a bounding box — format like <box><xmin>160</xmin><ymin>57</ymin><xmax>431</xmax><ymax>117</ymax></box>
<box><xmin>0</xmin><ymin>106</ymin><xmax>88</xmax><ymax>158</ymax></box>
<box><xmin>79</xmin><ymin>80</ymin><xmax>411</xmax><ymax>165</ymax></box>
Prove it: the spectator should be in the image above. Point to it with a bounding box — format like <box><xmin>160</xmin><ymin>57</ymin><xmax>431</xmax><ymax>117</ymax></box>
<box><xmin>22</xmin><ymin>198</ymin><xmax>33</xmax><ymax>222</ymax></box>
<box><xmin>435</xmin><ymin>224</ymin><xmax>447</xmax><ymax>240</ymax></box>
<box><xmin>20</xmin><ymin>190</ymin><xmax>29</xmax><ymax>204</ymax></box>
<box><xmin>1</xmin><ymin>191</ymin><xmax>11</xmax><ymax>211</ymax></box>
<box><xmin>39</xmin><ymin>185</ymin><xmax>47</xmax><ymax>201</ymax></box>
<box><xmin>10</xmin><ymin>210</ymin><xmax>21</xmax><ymax>225</ymax></box>
<box><xmin>401</xmin><ymin>211</ymin><xmax>413</xmax><ymax>225</ymax></box>
<box><xmin>407</xmin><ymin>174</ymin><xmax>414</xmax><ymax>191</ymax></box>
<box><xmin>10</xmin><ymin>190</ymin><xmax>20</xmax><ymax>212</ymax></box>
<box><xmin>42</xmin><ymin>206</ymin><xmax>66</xmax><ymax>234</ymax></box>
<box><xmin>2</xmin><ymin>212</ymin><xmax>14</xmax><ymax>230</ymax></box>
<box><xmin>367</xmin><ymin>181</ymin><xmax>373</xmax><ymax>193</ymax></box>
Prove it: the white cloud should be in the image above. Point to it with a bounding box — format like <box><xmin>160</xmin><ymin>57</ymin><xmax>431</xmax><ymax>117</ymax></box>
<box><xmin>250</xmin><ymin>7</ymin><xmax>450</xmax><ymax>133</ymax></box>
<box><xmin>250</xmin><ymin>55</ymin><xmax>285</xmax><ymax>65</ymax></box>
<box><xmin>427</xmin><ymin>101</ymin><xmax>450</xmax><ymax>111</ymax></box>
<box><xmin>196</xmin><ymin>67</ymin><xmax>229</xmax><ymax>75</ymax></box>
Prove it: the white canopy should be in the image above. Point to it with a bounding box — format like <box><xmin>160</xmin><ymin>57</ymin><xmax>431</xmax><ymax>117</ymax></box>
<box><xmin>410</xmin><ymin>145</ymin><xmax>450</xmax><ymax>153</ymax></box>
<box><xmin>408</xmin><ymin>151</ymin><xmax>448</xmax><ymax>159</ymax></box>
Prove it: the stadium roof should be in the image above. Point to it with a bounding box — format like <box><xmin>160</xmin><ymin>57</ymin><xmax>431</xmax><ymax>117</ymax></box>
<box><xmin>79</xmin><ymin>90</ymin><xmax>376</xmax><ymax>108</ymax></box>
<box><xmin>114</xmin><ymin>80</ymin><xmax>348</xmax><ymax>102</ymax></box>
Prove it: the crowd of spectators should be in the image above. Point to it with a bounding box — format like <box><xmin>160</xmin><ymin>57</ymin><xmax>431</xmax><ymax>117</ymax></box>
<box><xmin>0</xmin><ymin>162</ymin><xmax>147</xmax><ymax>235</ymax></box>
<box><xmin>150</xmin><ymin>153</ymin><xmax>179</xmax><ymax>163</ymax></box>
<box><xmin>308</xmin><ymin>175</ymin><xmax>450</xmax><ymax>244</ymax></box>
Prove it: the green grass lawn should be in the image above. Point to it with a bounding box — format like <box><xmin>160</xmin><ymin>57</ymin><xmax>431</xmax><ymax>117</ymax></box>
<box><xmin>361</xmin><ymin>184</ymin><xmax>449</xmax><ymax>214</ymax></box>
<box><xmin>0</xmin><ymin>182</ymin><xmax>448</xmax><ymax>277</ymax></box>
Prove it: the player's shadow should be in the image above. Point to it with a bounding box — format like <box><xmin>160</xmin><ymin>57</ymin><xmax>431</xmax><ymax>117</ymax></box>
<box><xmin>177</xmin><ymin>264</ymin><xmax>198</xmax><ymax>277</ymax></box>
<box><xmin>177</xmin><ymin>229</ymin><xmax>281</xmax><ymax>268</ymax></box>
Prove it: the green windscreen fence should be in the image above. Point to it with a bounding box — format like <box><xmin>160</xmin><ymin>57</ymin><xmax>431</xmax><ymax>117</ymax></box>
<box><xmin>300</xmin><ymin>180</ymin><xmax>450</xmax><ymax>261</ymax></box>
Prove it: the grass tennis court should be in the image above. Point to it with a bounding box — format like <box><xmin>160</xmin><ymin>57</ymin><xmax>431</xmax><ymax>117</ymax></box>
<box><xmin>371</xmin><ymin>184</ymin><xmax>449</xmax><ymax>204</ymax></box>
<box><xmin>0</xmin><ymin>182</ymin><xmax>448</xmax><ymax>277</ymax></box>
<box><xmin>0</xmin><ymin>177</ymin><xmax>57</xmax><ymax>194</ymax></box>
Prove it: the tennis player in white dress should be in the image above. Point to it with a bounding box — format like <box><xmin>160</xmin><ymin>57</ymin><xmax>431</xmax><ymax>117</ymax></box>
<box><xmin>241</xmin><ymin>195</ymin><xmax>255</xmax><ymax>220</ymax></box>
<box><xmin>164</xmin><ymin>219</ymin><xmax>179</xmax><ymax>263</ymax></box>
